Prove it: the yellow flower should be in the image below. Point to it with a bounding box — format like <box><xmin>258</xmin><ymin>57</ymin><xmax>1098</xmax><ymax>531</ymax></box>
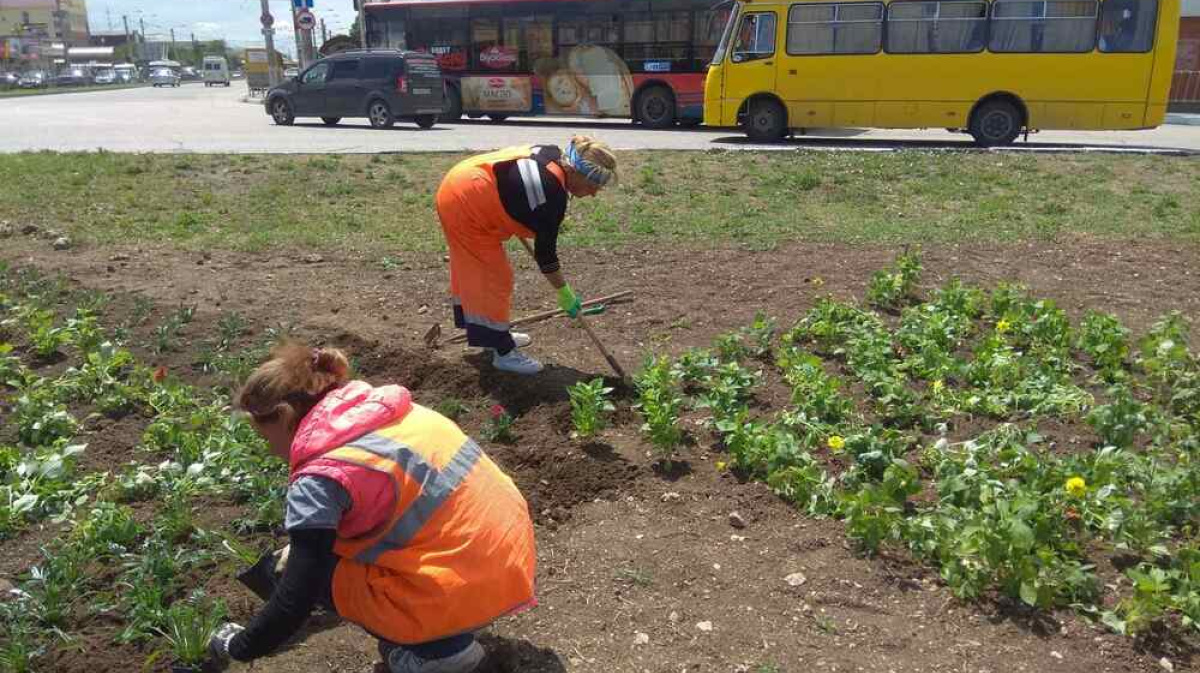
<box><xmin>827</xmin><ymin>435</ymin><xmax>846</xmax><ymax>452</ymax></box>
<box><xmin>715</xmin><ymin>461</ymin><xmax>727</xmax><ymax>471</ymax></box>
<box><xmin>1065</xmin><ymin>476</ymin><xmax>1087</xmax><ymax>498</ymax></box>
<box><xmin>996</xmin><ymin>319</ymin><xmax>1012</xmax><ymax>333</ymax></box>
<box><xmin>931</xmin><ymin>380</ymin><xmax>945</xmax><ymax>394</ymax></box>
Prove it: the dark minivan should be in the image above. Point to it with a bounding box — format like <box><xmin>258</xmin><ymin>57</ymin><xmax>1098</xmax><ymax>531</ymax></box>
<box><xmin>265</xmin><ymin>50</ymin><xmax>443</xmax><ymax>129</ymax></box>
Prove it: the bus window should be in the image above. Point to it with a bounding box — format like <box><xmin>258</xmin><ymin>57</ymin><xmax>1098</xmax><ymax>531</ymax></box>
<box><xmin>732</xmin><ymin>12</ymin><xmax>777</xmax><ymax>62</ymax></box>
<box><xmin>886</xmin><ymin>1</ymin><xmax>987</xmax><ymax>54</ymax></box>
<box><xmin>1098</xmin><ymin>0</ymin><xmax>1157</xmax><ymax>53</ymax></box>
<box><xmin>787</xmin><ymin>3</ymin><xmax>883</xmax><ymax>55</ymax></box>
<box><xmin>990</xmin><ymin>0</ymin><xmax>1097</xmax><ymax>53</ymax></box>
<box><xmin>696</xmin><ymin>6</ymin><xmax>735</xmax><ymax>69</ymax></box>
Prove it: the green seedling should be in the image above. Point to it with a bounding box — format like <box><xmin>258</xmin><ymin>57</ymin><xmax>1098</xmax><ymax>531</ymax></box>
<box><xmin>568</xmin><ymin>378</ymin><xmax>615</xmax><ymax>439</ymax></box>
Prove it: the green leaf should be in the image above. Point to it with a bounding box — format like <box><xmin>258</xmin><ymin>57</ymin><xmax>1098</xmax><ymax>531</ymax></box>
<box><xmin>1019</xmin><ymin>581</ymin><xmax>1039</xmax><ymax>607</ymax></box>
<box><xmin>1009</xmin><ymin>520</ymin><xmax>1035</xmax><ymax>551</ymax></box>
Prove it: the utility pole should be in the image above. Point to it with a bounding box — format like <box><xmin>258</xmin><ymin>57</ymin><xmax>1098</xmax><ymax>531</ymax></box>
<box><xmin>139</xmin><ymin>17</ymin><xmax>146</xmax><ymax>61</ymax></box>
<box><xmin>191</xmin><ymin>31</ymin><xmax>198</xmax><ymax>64</ymax></box>
<box><xmin>320</xmin><ymin>19</ymin><xmax>328</xmax><ymax>47</ymax></box>
<box><xmin>260</xmin><ymin>0</ymin><xmax>280</xmax><ymax>87</ymax></box>
<box><xmin>358</xmin><ymin>0</ymin><xmax>367</xmax><ymax>49</ymax></box>
<box><xmin>169</xmin><ymin>28</ymin><xmax>176</xmax><ymax>60</ymax></box>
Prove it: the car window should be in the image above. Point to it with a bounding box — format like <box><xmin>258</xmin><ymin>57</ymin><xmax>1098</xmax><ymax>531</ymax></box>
<box><xmin>362</xmin><ymin>58</ymin><xmax>400</xmax><ymax>80</ymax></box>
<box><xmin>330</xmin><ymin>59</ymin><xmax>361</xmax><ymax>80</ymax></box>
<box><xmin>302</xmin><ymin>62</ymin><xmax>329</xmax><ymax>84</ymax></box>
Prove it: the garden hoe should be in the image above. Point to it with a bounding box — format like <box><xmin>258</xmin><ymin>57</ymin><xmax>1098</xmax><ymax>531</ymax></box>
<box><xmin>423</xmin><ymin>290</ymin><xmax>634</xmax><ymax>349</ymax></box>
<box><xmin>516</xmin><ymin>238</ymin><xmax>630</xmax><ymax>383</ymax></box>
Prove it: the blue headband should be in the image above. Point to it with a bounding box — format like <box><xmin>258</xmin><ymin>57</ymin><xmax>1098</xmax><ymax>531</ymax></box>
<box><xmin>565</xmin><ymin>141</ymin><xmax>612</xmax><ymax>187</ymax></box>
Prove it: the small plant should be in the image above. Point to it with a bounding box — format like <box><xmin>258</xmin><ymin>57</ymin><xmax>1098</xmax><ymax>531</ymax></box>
<box><xmin>157</xmin><ymin>594</ymin><xmax>226</xmax><ymax>669</ymax></box>
<box><xmin>1076</xmin><ymin>312</ymin><xmax>1131</xmax><ymax>376</ymax></box>
<box><xmin>216</xmin><ymin>312</ymin><xmax>247</xmax><ymax>351</ymax></box>
<box><xmin>482</xmin><ymin>404</ymin><xmax>516</xmax><ymax>443</ymax></box>
<box><xmin>1087</xmin><ymin>385</ymin><xmax>1151</xmax><ymax>449</ymax></box>
<box><xmin>433</xmin><ymin>397</ymin><xmax>469</xmax><ymax>421</ymax></box>
<box><xmin>635</xmin><ymin>357</ymin><xmax>684</xmax><ymax>461</ymax></box>
<box><xmin>866</xmin><ymin>249</ymin><xmax>922</xmax><ymax>309</ymax></box>
<box><xmin>568</xmin><ymin>378</ymin><xmax>615</xmax><ymax>439</ymax></box>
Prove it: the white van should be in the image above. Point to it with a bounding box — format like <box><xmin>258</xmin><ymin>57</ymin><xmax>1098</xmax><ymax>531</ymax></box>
<box><xmin>202</xmin><ymin>56</ymin><xmax>230</xmax><ymax>87</ymax></box>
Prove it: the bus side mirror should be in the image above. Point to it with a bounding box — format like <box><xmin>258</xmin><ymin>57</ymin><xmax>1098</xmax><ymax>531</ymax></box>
<box><xmin>731</xmin><ymin>53</ymin><xmax>744</xmax><ymax>63</ymax></box>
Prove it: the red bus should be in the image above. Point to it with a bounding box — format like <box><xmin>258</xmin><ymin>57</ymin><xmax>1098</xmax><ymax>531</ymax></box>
<box><xmin>363</xmin><ymin>0</ymin><xmax>734</xmax><ymax>127</ymax></box>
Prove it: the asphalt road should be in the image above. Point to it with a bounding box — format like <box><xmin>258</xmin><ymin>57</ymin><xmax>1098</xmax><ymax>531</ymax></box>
<box><xmin>3</xmin><ymin>82</ymin><xmax>1198</xmax><ymax>154</ymax></box>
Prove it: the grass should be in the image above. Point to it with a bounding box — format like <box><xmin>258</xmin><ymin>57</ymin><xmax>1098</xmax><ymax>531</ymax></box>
<box><xmin>0</xmin><ymin>152</ymin><xmax>1197</xmax><ymax>253</ymax></box>
<box><xmin>0</xmin><ymin>83</ymin><xmax>149</xmax><ymax>99</ymax></box>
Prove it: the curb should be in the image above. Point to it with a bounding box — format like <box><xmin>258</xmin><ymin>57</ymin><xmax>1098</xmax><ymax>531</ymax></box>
<box><xmin>1165</xmin><ymin>113</ymin><xmax>1200</xmax><ymax>126</ymax></box>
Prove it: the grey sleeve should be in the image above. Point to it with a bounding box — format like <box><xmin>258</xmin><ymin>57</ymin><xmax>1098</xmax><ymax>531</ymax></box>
<box><xmin>284</xmin><ymin>476</ymin><xmax>351</xmax><ymax>531</ymax></box>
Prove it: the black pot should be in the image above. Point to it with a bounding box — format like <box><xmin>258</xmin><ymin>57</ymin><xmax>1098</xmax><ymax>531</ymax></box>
<box><xmin>235</xmin><ymin>552</ymin><xmax>279</xmax><ymax>602</ymax></box>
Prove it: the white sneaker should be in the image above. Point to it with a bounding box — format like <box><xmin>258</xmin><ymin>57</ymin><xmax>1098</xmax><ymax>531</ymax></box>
<box><xmin>388</xmin><ymin>641</ymin><xmax>485</xmax><ymax>673</ymax></box>
<box><xmin>511</xmin><ymin>332</ymin><xmax>532</xmax><ymax>348</ymax></box>
<box><xmin>492</xmin><ymin>348</ymin><xmax>544</xmax><ymax>374</ymax></box>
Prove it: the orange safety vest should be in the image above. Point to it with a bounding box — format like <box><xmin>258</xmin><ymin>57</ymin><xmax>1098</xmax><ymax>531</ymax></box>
<box><xmin>316</xmin><ymin>404</ymin><xmax>537</xmax><ymax>644</ymax></box>
<box><xmin>435</xmin><ymin>146</ymin><xmax>569</xmax><ymax>329</ymax></box>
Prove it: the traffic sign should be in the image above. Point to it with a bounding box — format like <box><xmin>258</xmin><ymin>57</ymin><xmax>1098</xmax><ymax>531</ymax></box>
<box><xmin>292</xmin><ymin>0</ymin><xmax>314</xmax><ymax>8</ymax></box>
<box><xmin>295</xmin><ymin>10</ymin><xmax>317</xmax><ymax>30</ymax></box>
<box><xmin>260</xmin><ymin>12</ymin><xmax>274</xmax><ymax>28</ymax></box>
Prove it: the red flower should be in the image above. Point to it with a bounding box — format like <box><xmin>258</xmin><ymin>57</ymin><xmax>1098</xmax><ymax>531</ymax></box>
<box><xmin>490</xmin><ymin>404</ymin><xmax>506</xmax><ymax>419</ymax></box>
<box><xmin>1064</xmin><ymin>507</ymin><xmax>1081</xmax><ymax>521</ymax></box>
<box><xmin>152</xmin><ymin>365</ymin><xmax>168</xmax><ymax>383</ymax></box>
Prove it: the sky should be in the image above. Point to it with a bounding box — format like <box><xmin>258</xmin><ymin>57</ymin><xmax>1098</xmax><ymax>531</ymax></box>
<box><xmin>85</xmin><ymin>0</ymin><xmax>359</xmax><ymax>55</ymax></box>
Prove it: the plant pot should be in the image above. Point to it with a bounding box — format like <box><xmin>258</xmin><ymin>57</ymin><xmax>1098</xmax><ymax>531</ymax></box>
<box><xmin>235</xmin><ymin>552</ymin><xmax>279</xmax><ymax>602</ymax></box>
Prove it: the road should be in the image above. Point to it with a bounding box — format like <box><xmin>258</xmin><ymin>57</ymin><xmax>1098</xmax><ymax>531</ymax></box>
<box><xmin>3</xmin><ymin>82</ymin><xmax>1198</xmax><ymax>154</ymax></box>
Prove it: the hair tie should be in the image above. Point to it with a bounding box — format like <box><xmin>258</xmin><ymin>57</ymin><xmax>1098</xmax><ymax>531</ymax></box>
<box><xmin>311</xmin><ymin>348</ymin><xmax>322</xmax><ymax>368</ymax></box>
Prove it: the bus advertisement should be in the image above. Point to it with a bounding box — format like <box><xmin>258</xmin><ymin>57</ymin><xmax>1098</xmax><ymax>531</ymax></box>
<box><xmin>363</xmin><ymin>0</ymin><xmax>733</xmax><ymax>127</ymax></box>
<box><xmin>704</xmin><ymin>0</ymin><xmax>1181</xmax><ymax>145</ymax></box>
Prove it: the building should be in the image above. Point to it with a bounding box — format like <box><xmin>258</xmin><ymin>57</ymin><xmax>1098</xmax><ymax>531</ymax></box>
<box><xmin>0</xmin><ymin>0</ymin><xmax>89</xmax><ymax>43</ymax></box>
<box><xmin>1175</xmin><ymin>0</ymin><xmax>1200</xmax><ymax>109</ymax></box>
<box><xmin>0</xmin><ymin>0</ymin><xmax>89</xmax><ymax>67</ymax></box>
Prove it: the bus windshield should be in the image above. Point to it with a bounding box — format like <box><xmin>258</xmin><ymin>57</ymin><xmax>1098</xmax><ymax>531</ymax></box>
<box><xmin>711</xmin><ymin>1</ymin><xmax>741</xmax><ymax>66</ymax></box>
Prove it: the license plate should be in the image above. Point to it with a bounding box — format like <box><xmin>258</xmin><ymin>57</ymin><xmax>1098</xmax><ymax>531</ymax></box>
<box><xmin>413</xmin><ymin>87</ymin><xmax>432</xmax><ymax>95</ymax></box>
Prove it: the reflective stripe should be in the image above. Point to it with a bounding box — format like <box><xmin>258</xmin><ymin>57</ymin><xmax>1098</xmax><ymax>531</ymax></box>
<box><xmin>517</xmin><ymin>158</ymin><xmax>546</xmax><ymax>211</ymax></box>
<box><xmin>462</xmin><ymin>309</ymin><xmax>510</xmax><ymax>332</ymax></box>
<box><xmin>343</xmin><ymin>433</ymin><xmax>484</xmax><ymax>565</ymax></box>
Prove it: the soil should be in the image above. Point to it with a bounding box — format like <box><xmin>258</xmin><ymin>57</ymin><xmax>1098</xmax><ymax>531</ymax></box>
<box><xmin>2</xmin><ymin>233</ymin><xmax>1199</xmax><ymax>673</ymax></box>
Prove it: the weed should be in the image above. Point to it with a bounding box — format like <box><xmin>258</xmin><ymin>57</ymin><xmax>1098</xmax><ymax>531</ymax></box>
<box><xmin>433</xmin><ymin>397</ymin><xmax>469</xmax><ymax>421</ymax></box>
<box><xmin>157</xmin><ymin>593</ymin><xmax>226</xmax><ymax>666</ymax></box>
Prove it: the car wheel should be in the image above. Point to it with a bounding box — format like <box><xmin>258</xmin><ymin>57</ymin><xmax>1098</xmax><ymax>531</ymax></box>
<box><xmin>635</xmin><ymin>85</ymin><xmax>677</xmax><ymax>129</ymax></box>
<box><xmin>271</xmin><ymin>98</ymin><xmax>296</xmax><ymax>126</ymax></box>
<box><xmin>321</xmin><ymin>117</ymin><xmax>342</xmax><ymax>126</ymax></box>
<box><xmin>415</xmin><ymin>114</ymin><xmax>437</xmax><ymax>129</ymax></box>
<box><xmin>442</xmin><ymin>84</ymin><xmax>463</xmax><ymax>120</ymax></box>
<box><xmin>744</xmin><ymin>98</ymin><xmax>788</xmax><ymax>142</ymax></box>
<box><xmin>969</xmin><ymin>99</ymin><xmax>1022</xmax><ymax>147</ymax></box>
<box><xmin>487</xmin><ymin>114</ymin><xmax>508</xmax><ymax>122</ymax></box>
<box><xmin>368</xmin><ymin>99</ymin><xmax>395</xmax><ymax>129</ymax></box>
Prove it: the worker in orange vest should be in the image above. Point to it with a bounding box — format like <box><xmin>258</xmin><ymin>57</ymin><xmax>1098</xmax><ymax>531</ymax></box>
<box><xmin>436</xmin><ymin>135</ymin><xmax>618</xmax><ymax>375</ymax></box>
<box><xmin>207</xmin><ymin>341</ymin><xmax>537</xmax><ymax>673</ymax></box>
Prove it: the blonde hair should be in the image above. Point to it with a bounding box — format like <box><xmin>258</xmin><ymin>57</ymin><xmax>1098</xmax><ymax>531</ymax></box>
<box><xmin>236</xmin><ymin>340</ymin><xmax>351</xmax><ymax>422</ymax></box>
<box><xmin>565</xmin><ymin>135</ymin><xmax>618</xmax><ymax>186</ymax></box>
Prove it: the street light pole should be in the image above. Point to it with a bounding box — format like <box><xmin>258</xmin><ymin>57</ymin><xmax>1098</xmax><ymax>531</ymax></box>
<box><xmin>260</xmin><ymin>0</ymin><xmax>279</xmax><ymax>87</ymax></box>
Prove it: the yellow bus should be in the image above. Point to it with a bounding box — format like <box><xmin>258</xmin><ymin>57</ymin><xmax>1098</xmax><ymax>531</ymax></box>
<box><xmin>704</xmin><ymin>0</ymin><xmax>1180</xmax><ymax>144</ymax></box>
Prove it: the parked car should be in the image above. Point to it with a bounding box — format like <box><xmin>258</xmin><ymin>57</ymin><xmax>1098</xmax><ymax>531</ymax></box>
<box><xmin>92</xmin><ymin>69</ymin><xmax>118</xmax><ymax>85</ymax></box>
<box><xmin>18</xmin><ymin>71</ymin><xmax>48</xmax><ymax>89</ymax></box>
<box><xmin>283</xmin><ymin>66</ymin><xmax>299</xmax><ymax>79</ymax></box>
<box><xmin>265</xmin><ymin>50</ymin><xmax>443</xmax><ymax>130</ymax></box>
<box><xmin>202</xmin><ymin>56</ymin><xmax>231</xmax><ymax>87</ymax></box>
<box><xmin>150</xmin><ymin>68</ymin><xmax>181</xmax><ymax>88</ymax></box>
<box><xmin>0</xmin><ymin>71</ymin><xmax>19</xmax><ymax>90</ymax></box>
<box><xmin>115</xmin><ymin>69</ymin><xmax>136</xmax><ymax>84</ymax></box>
<box><xmin>54</xmin><ymin>68</ymin><xmax>91</xmax><ymax>87</ymax></box>
<box><xmin>180</xmin><ymin>66</ymin><xmax>200</xmax><ymax>81</ymax></box>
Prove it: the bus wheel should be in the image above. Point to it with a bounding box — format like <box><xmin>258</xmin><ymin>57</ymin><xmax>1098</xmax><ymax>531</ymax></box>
<box><xmin>969</xmin><ymin>100</ymin><xmax>1022</xmax><ymax>147</ymax></box>
<box><xmin>635</xmin><ymin>86</ymin><xmax>676</xmax><ymax>129</ymax></box>
<box><xmin>443</xmin><ymin>84</ymin><xmax>463</xmax><ymax>120</ymax></box>
<box><xmin>745</xmin><ymin>98</ymin><xmax>787</xmax><ymax>142</ymax></box>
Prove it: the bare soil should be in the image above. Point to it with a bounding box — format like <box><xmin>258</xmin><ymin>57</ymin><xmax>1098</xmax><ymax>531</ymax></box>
<box><xmin>2</xmin><ymin>232</ymin><xmax>1198</xmax><ymax>672</ymax></box>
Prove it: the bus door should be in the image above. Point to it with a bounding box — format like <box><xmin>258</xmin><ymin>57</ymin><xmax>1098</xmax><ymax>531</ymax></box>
<box><xmin>722</xmin><ymin>9</ymin><xmax>779</xmax><ymax>124</ymax></box>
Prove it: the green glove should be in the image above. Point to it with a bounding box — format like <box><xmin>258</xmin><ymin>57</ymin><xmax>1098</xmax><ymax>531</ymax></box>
<box><xmin>558</xmin><ymin>284</ymin><xmax>582</xmax><ymax>319</ymax></box>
